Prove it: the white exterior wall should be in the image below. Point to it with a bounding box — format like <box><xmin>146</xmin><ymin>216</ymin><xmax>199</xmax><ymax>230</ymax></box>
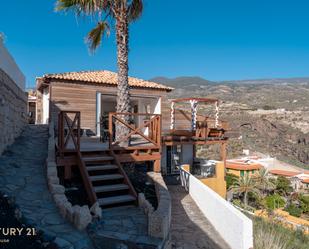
<box><xmin>181</xmin><ymin>166</ymin><xmax>253</xmax><ymax>249</ymax></box>
<box><xmin>42</xmin><ymin>87</ymin><xmax>50</xmax><ymax>124</ymax></box>
<box><xmin>0</xmin><ymin>39</ymin><xmax>25</xmax><ymax>90</ymax></box>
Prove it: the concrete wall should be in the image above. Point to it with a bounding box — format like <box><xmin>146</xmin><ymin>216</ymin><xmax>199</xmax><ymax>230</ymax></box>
<box><xmin>180</xmin><ymin>166</ymin><xmax>253</xmax><ymax>249</ymax></box>
<box><xmin>0</xmin><ymin>40</ymin><xmax>27</xmax><ymax>154</ymax></box>
<box><xmin>0</xmin><ymin>40</ymin><xmax>25</xmax><ymax>90</ymax></box>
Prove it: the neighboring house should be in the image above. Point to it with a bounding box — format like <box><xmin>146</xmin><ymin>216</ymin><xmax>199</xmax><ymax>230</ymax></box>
<box><xmin>27</xmin><ymin>89</ymin><xmax>36</xmax><ymax>124</ymax></box>
<box><xmin>225</xmin><ymin>159</ymin><xmax>263</xmax><ymax>177</ymax></box>
<box><xmin>268</xmin><ymin>170</ymin><xmax>309</xmax><ymax>192</ymax></box>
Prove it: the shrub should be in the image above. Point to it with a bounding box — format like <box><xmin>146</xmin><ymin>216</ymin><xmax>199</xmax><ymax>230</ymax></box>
<box><xmin>275</xmin><ymin>176</ymin><xmax>293</xmax><ymax>196</ymax></box>
<box><xmin>265</xmin><ymin>194</ymin><xmax>285</xmax><ymax>210</ymax></box>
<box><xmin>299</xmin><ymin>195</ymin><xmax>309</xmax><ymax>214</ymax></box>
<box><xmin>285</xmin><ymin>204</ymin><xmax>302</xmax><ymax>218</ymax></box>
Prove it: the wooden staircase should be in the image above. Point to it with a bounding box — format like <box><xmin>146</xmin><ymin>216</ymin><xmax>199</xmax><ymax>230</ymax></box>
<box><xmin>82</xmin><ymin>151</ymin><xmax>137</xmax><ymax>208</ymax></box>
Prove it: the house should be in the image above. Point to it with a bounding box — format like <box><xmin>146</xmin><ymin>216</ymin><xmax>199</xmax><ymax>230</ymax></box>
<box><xmin>36</xmin><ymin>70</ymin><xmax>173</xmax><ymax>131</ymax></box>
<box><xmin>225</xmin><ymin>159</ymin><xmax>263</xmax><ymax>177</ymax></box>
<box><xmin>27</xmin><ymin>89</ymin><xmax>36</xmax><ymax>124</ymax></box>
<box><xmin>36</xmin><ymin>70</ymin><xmax>229</xmax><ymax>207</ymax></box>
<box><xmin>268</xmin><ymin>170</ymin><xmax>309</xmax><ymax>192</ymax></box>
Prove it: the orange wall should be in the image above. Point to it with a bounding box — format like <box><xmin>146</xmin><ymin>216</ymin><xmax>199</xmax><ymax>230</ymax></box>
<box><xmin>185</xmin><ymin>162</ymin><xmax>226</xmax><ymax>198</ymax></box>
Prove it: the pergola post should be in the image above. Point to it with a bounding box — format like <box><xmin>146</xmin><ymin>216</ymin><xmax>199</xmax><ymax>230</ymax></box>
<box><xmin>190</xmin><ymin>99</ymin><xmax>198</xmax><ymax>131</ymax></box>
<box><xmin>215</xmin><ymin>101</ymin><xmax>219</xmax><ymax>128</ymax></box>
<box><xmin>170</xmin><ymin>101</ymin><xmax>175</xmax><ymax>130</ymax></box>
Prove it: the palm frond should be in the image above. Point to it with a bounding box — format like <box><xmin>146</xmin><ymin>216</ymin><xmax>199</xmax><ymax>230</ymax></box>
<box><xmin>127</xmin><ymin>0</ymin><xmax>143</xmax><ymax>22</ymax></box>
<box><xmin>55</xmin><ymin>0</ymin><xmax>101</xmax><ymax>15</ymax></box>
<box><xmin>86</xmin><ymin>21</ymin><xmax>110</xmax><ymax>52</ymax></box>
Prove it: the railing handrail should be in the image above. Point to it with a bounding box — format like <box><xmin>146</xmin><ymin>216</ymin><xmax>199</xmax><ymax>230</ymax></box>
<box><xmin>109</xmin><ymin>112</ymin><xmax>161</xmax><ymax>149</ymax></box>
<box><xmin>58</xmin><ymin>110</ymin><xmax>96</xmax><ymax>205</ymax></box>
<box><xmin>110</xmin><ymin>112</ymin><xmax>161</xmax><ymax>117</ymax></box>
<box><xmin>58</xmin><ymin>111</ymin><xmax>81</xmax><ymax>154</ymax></box>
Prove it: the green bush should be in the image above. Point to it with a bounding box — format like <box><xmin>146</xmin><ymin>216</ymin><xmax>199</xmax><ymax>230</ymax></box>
<box><xmin>284</xmin><ymin>204</ymin><xmax>302</xmax><ymax>218</ymax></box>
<box><xmin>275</xmin><ymin>176</ymin><xmax>293</xmax><ymax>196</ymax></box>
<box><xmin>265</xmin><ymin>194</ymin><xmax>285</xmax><ymax>210</ymax></box>
<box><xmin>299</xmin><ymin>195</ymin><xmax>309</xmax><ymax>214</ymax></box>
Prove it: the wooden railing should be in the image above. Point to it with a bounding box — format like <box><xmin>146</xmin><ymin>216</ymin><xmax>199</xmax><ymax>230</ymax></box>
<box><xmin>58</xmin><ymin>111</ymin><xmax>97</xmax><ymax>205</ymax></box>
<box><xmin>195</xmin><ymin>119</ymin><xmax>228</xmax><ymax>139</ymax></box>
<box><xmin>58</xmin><ymin>111</ymin><xmax>81</xmax><ymax>154</ymax></box>
<box><xmin>109</xmin><ymin>112</ymin><xmax>161</xmax><ymax>150</ymax></box>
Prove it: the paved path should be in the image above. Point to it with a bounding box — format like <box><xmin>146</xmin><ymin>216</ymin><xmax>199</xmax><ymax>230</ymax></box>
<box><xmin>0</xmin><ymin>125</ymin><xmax>93</xmax><ymax>249</ymax></box>
<box><xmin>88</xmin><ymin>205</ymin><xmax>163</xmax><ymax>249</ymax></box>
<box><xmin>168</xmin><ymin>185</ymin><xmax>231</xmax><ymax>249</ymax></box>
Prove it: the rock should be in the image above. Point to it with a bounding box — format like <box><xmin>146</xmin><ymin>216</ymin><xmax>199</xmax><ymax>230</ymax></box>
<box><xmin>47</xmin><ymin>161</ymin><xmax>57</xmax><ymax>168</ymax></box>
<box><xmin>59</xmin><ymin>201</ymin><xmax>72</xmax><ymax>219</ymax></box>
<box><xmin>47</xmin><ymin>166</ymin><xmax>57</xmax><ymax>177</ymax></box>
<box><xmin>54</xmin><ymin>237</ymin><xmax>74</xmax><ymax>249</ymax></box>
<box><xmin>48</xmin><ymin>175</ymin><xmax>59</xmax><ymax>185</ymax></box>
<box><xmin>53</xmin><ymin>194</ymin><xmax>67</xmax><ymax>208</ymax></box>
<box><xmin>90</xmin><ymin>202</ymin><xmax>102</xmax><ymax>220</ymax></box>
<box><xmin>73</xmin><ymin>205</ymin><xmax>92</xmax><ymax>230</ymax></box>
<box><xmin>49</xmin><ymin>184</ymin><xmax>65</xmax><ymax>195</ymax></box>
<box><xmin>14</xmin><ymin>208</ymin><xmax>22</xmax><ymax>220</ymax></box>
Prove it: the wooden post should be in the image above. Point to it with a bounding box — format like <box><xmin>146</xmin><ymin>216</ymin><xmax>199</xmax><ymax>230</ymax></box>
<box><xmin>154</xmin><ymin>159</ymin><xmax>161</xmax><ymax>173</ymax></box>
<box><xmin>220</xmin><ymin>142</ymin><xmax>227</xmax><ymax>168</ymax></box>
<box><xmin>64</xmin><ymin>164</ymin><xmax>72</xmax><ymax>180</ymax></box>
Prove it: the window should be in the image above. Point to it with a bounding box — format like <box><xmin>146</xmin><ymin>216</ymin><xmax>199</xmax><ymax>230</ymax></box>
<box><xmin>240</xmin><ymin>170</ymin><xmax>244</xmax><ymax>177</ymax></box>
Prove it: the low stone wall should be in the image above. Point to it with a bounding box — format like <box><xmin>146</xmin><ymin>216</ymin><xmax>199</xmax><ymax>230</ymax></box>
<box><xmin>0</xmin><ymin>68</ymin><xmax>27</xmax><ymax>154</ymax></box>
<box><xmin>144</xmin><ymin>172</ymin><xmax>171</xmax><ymax>243</ymax></box>
<box><xmin>46</xmin><ymin>121</ymin><xmax>100</xmax><ymax>230</ymax></box>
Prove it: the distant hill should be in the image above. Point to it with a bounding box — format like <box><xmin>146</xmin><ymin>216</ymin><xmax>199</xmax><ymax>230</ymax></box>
<box><xmin>150</xmin><ymin>76</ymin><xmax>216</xmax><ymax>88</ymax></box>
<box><xmin>150</xmin><ymin>76</ymin><xmax>309</xmax><ymax>87</ymax></box>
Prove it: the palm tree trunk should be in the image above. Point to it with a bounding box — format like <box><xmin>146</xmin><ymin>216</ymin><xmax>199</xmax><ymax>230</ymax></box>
<box><xmin>115</xmin><ymin>3</ymin><xmax>130</xmax><ymax>146</ymax></box>
<box><xmin>244</xmin><ymin>191</ymin><xmax>248</xmax><ymax>209</ymax></box>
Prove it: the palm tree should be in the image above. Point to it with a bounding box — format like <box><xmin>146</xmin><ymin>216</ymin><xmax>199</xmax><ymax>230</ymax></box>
<box><xmin>56</xmin><ymin>0</ymin><xmax>144</xmax><ymax>142</ymax></box>
<box><xmin>229</xmin><ymin>174</ymin><xmax>260</xmax><ymax>208</ymax></box>
<box><xmin>254</xmin><ymin>168</ymin><xmax>275</xmax><ymax>196</ymax></box>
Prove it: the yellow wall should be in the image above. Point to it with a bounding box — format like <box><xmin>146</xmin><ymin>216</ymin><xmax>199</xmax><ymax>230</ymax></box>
<box><xmin>200</xmin><ymin>162</ymin><xmax>226</xmax><ymax>198</ymax></box>
<box><xmin>226</xmin><ymin>168</ymin><xmax>257</xmax><ymax>178</ymax></box>
<box><xmin>184</xmin><ymin>163</ymin><xmax>226</xmax><ymax>198</ymax></box>
<box><xmin>255</xmin><ymin>209</ymin><xmax>309</xmax><ymax>235</ymax></box>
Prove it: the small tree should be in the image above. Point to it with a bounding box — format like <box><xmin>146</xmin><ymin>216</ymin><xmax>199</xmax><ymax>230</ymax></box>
<box><xmin>265</xmin><ymin>194</ymin><xmax>286</xmax><ymax>210</ymax></box>
<box><xmin>275</xmin><ymin>176</ymin><xmax>293</xmax><ymax>196</ymax></box>
<box><xmin>229</xmin><ymin>174</ymin><xmax>260</xmax><ymax>208</ymax></box>
<box><xmin>254</xmin><ymin>168</ymin><xmax>275</xmax><ymax>196</ymax></box>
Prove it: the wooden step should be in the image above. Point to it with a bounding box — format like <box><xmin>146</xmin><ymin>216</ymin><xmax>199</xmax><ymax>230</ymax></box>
<box><xmin>83</xmin><ymin>156</ymin><xmax>114</xmax><ymax>162</ymax></box>
<box><xmin>89</xmin><ymin>174</ymin><xmax>124</xmax><ymax>182</ymax></box>
<box><xmin>86</xmin><ymin>164</ymin><xmax>118</xmax><ymax>171</ymax></box>
<box><xmin>94</xmin><ymin>184</ymin><xmax>129</xmax><ymax>193</ymax></box>
<box><xmin>98</xmin><ymin>195</ymin><xmax>136</xmax><ymax>206</ymax></box>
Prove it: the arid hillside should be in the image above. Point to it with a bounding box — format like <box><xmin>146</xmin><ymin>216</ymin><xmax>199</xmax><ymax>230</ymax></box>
<box><xmin>153</xmin><ymin>77</ymin><xmax>309</xmax><ymax>169</ymax></box>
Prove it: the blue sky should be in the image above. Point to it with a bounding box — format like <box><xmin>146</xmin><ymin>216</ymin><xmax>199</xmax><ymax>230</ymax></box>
<box><xmin>1</xmin><ymin>0</ymin><xmax>309</xmax><ymax>87</ymax></box>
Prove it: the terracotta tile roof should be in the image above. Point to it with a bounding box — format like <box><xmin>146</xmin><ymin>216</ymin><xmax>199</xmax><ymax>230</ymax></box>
<box><xmin>226</xmin><ymin>161</ymin><xmax>263</xmax><ymax>171</ymax></box>
<box><xmin>41</xmin><ymin>70</ymin><xmax>173</xmax><ymax>91</ymax></box>
<box><xmin>269</xmin><ymin>169</ymin><xmax>300</xmax><ymax>177</ymax></box>
<box><xmin>301</xmin><ymin>178</ymin><xmax>309</xmax><ymax>184</ymax></box>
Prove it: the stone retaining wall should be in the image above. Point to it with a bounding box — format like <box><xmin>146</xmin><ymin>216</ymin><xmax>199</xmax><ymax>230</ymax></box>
<box><xmin>0</xmin><ymin>68</ymin><xmax>27</xmax><ymax>154</ymax></box>
<box><xmin>145</xmin><ymin>172</ymin><xmax>171</xmax><ymax>243</ymax></box>
<box><xmin>46</xmin><ymin>121</ymin><xmax>100</xmax><ymax>230</ymax></box>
